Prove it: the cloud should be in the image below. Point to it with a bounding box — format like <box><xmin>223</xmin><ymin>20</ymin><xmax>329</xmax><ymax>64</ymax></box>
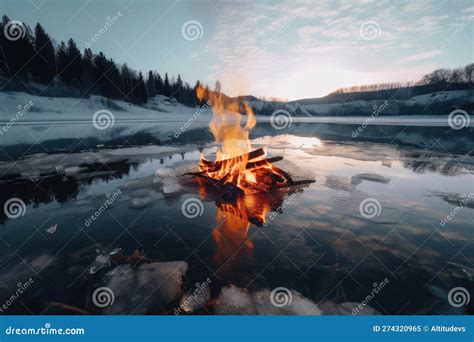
<box><xmin>200</xmin><ymin>0</ymin><xmax>471</xmax><ymax>99</ymax></box>
<box><xmin>396</xmin><ymin>50</ymin><xmax>443</xmax><ymax>64</ymax></box>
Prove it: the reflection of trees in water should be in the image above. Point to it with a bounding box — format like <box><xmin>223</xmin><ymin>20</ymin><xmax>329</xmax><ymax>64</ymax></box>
<box><xmin>400</xmin><ymin>151</ymin><xmax>469</xmax><ymax>176</ymax></box>
<box><xmin>0</xmin><ymin>161</ymin><xmax>134</xmax><ymax>223</ymax></box>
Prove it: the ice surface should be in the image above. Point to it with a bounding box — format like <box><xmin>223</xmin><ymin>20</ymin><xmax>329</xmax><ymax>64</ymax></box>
<box><xmin>100</xmin><ymin>261</ymin><xmax>188</xmax><ymax>314</ymax></box>
<box><xmin>214</xmin><ymin>286</ymin><xmax>322</xmax><ymax>315</ymax></box>
<box><xmin>89</xmin><ymin>253</ymin><xmax>111</xmax><ymax>275</ymax></box>
<box><xmin>252</xmin><ymin>289</ymin><xmax>322</xmax><ymax>315</ymax></box>
<box><xmin>433</xmin><ymin>191</ymin><xmax>474</xmax><ymax>209</ymax></box>
<box><xmin>128</xmin><ymin>197</ymin><xmax>154</xmax><ymax>209</ymax></box>
<box><xmin>178</xmin><ymin>285</ymin><xmax>211</xmax><ymax>313</ymax></box>
<box><xmin>45</xmin><ymin>224</ymin><xmax>58</xmax><ymax>234</ymax></box>
<box><xmin>213</xmin><ymin>286</ymin><xmax>384</xmax><ymax>315</ymax></box>
<box><xmin>214</xmin><ymin>285</ymin><xmax>257</xmax><ymax>315</ymax></box>
<box><xmin>351</xmin><ymin>173</ymin><xmax>391</xmax><ymax>184</ymax></box>
<box><xmin>0</xmin><ymin>92</ymin><xmax>212</xmax><ymax>147</ymax></box>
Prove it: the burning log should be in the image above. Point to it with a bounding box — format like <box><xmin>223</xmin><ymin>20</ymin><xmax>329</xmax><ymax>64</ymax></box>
<box><xmin>194</xmin><ymin>149</ymin><xmax>315</xmax><ymax>198</ymax></box>
<box><xmin>200</xmin><ymin>148</ymin><xmax>266</xmax><ymax>172</ymax></box>
<box><xmin>245</xmin><ymin>156</ymin><xmax>283</xmax><ymax>170</ymax></box>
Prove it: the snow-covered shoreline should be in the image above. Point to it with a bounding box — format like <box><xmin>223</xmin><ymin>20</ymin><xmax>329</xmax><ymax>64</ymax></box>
<box><xmin>0</xmin><ymin>92</ymin><xmax>472</xmax><ymax>157</ymax></box>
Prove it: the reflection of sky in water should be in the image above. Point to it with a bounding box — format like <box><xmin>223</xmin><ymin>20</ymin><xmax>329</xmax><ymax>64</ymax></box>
<box><xmin>0</xmin><ymin>134</ymin><xmax>472</xmax><ymax>315</ymax></box>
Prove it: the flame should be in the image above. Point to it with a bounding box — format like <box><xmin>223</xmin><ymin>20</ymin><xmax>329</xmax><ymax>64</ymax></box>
<box><xmin>197</xmin><ymin>85</ymin><xmax>256</xmax><ymax>160</ymax></box>
<box><xmin>196</xmin><ymin>84</ymin><xmax>288</xmax><ymax>194</ymax></box>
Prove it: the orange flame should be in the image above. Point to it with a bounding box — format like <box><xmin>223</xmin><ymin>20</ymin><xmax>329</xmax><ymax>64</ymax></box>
<box><xmin>197</xmin><ymin>85</ymin><xmax>256</xmax><ymax>160</ymax></box>
<box><xmin>197</xmin><ymin>84</ymin><xmax>288</xmax><ymax>194</ymax></box>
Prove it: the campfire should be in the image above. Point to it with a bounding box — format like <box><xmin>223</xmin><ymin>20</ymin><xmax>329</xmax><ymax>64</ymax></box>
<box><xmin>190</xmin><ymin>85</ymin><xmax>314</xmax><ymax>200</ymax></box>
<box><xmin>180</xmin><ymin>84</ymin><xmax>316</xmax><ymax>275</ymax></box>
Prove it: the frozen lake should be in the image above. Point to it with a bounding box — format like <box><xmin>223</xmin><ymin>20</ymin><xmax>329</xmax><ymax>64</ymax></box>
<box><xmin>0</xmin><ymin>123</ymin><xmax>473</xmax><ymax>315</ymax></box>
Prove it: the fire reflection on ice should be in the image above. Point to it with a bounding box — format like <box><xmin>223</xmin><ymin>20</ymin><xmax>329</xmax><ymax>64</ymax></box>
<box><xmin>195</xmin><ymin>176</ymin><xmax>310</xmax><ymax>277</ymax></box>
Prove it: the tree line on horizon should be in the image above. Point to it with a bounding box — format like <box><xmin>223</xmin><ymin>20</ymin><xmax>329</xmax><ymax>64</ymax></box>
<box><xmin>0</xmin><ymin>15</ymin><xmax>209</xmax><ymax>107</ymax></box>
<box><xmin>329</xmin><ymin>64</ymin><xmax>473</xmax><ymax>96</ymax></box>
<box><xmin>1</xmin><ymin>15</ymin><xmax>472</xmax><ymax>111</ymax></box>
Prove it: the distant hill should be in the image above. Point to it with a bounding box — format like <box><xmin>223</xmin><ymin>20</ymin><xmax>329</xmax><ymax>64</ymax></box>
<box><xmin>289</xmin><ymin>82</ymin><xmax>471</xmax><ymax>106</ymax></box>
<box><xmin>250</xmin><ymin>89</ymin><xmax>473</xmax><ymax>117</ymax></box>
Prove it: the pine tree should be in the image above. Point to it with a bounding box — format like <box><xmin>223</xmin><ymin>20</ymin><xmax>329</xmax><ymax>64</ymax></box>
<box><xmin>0</xmin><ymin>16</ymin><xmax>35</xmax><ymax>79</ymax></box>
<box><xmin>133</xmin><ymin>71</ymin><xmax>147</xmax><ymax>104</ymax></box>
<box><xmin>81</xmin><ymin>48</ymin><xmax>97</xmax><ymax>95</ymax></box>
<box><xmin>146</xmin><ymin>70</ymin><xmax>155</xmax><ymax>96</ymax></box>
<box><xmin>32</xmin><ymin>23</ymin><xmax>56</xmax><ymax>84</ymax></box>
<box><xmin>174</xmin><ymin>74</ymin><xmax>183</xmax><ymax>102</ymax></box>
<box><xmin>155</xmin><ymin>72</ymin><xmax>164</xmax><ymax>95</ymax></box>
<box><xmin>56</xmin><ymin>41</ymin><xmax>68</xmax><ymax>82</ymax></box>
<box><xmin>163</xmin><ymin>73</ymin><xmax>171</xmax><ymax>97</ymax></box>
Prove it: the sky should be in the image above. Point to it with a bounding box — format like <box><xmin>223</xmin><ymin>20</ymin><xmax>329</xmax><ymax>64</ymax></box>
<box><xmin>2</xmin><ymin>0</ymin><xmax>473</xmax><ymax>100</ymax></box>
